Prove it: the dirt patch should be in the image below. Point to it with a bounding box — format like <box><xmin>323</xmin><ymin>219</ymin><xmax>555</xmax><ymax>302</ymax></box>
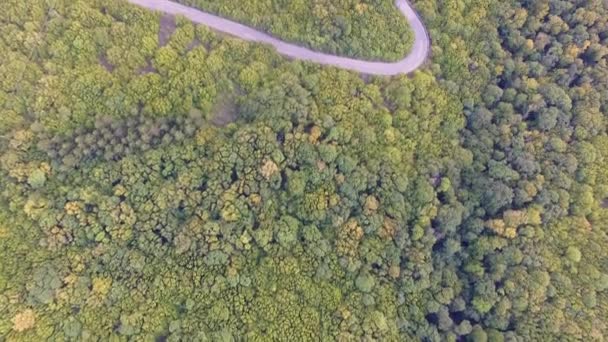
<box><xmin>138</xmin><ymin>60</ymin><xmax>157</xmax><ymax>75</ymax></box>
<box><xmin>186</xmin><ymin>38</ymin><xmax>202</xmax><ymax>52</ymax></box>
<box><xmin>211</xmin><ymin>97</ymin><xmax>238</xmax><ymax>126</ymax></box>
<box><xmin>99</xmin><ymin>54</ymin><xmax>114</xmax><ymax>72</ymax></box>
<box><xmin>159</xmin><ymin>13</ymin><xmax>176</xmax><ymax>47</ymax></box>
<box><xmin>361</xmin><ymin>74</ymin><xmax>374</xmax><ymax>84</ymax></box>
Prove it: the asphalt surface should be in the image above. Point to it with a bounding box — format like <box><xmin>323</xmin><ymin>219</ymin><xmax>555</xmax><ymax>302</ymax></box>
<box><xmin>126</xmin><ymin>0</ymin><xmax>430</xmax><ymax>75</ymax></box>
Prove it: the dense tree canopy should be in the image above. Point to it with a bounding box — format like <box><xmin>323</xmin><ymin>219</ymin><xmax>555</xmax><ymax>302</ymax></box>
<box><xmin>175</xmin><ymin>0</ymin><xmax>414</xmax><ymax>61</ymax></box>
<box><xmin>1</xmin><ymin>0</ymin><xmax>607</xmax><ymax>340</ymax></box>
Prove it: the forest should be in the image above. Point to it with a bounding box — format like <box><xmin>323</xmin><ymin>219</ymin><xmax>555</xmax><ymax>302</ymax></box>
<box><xmin>175</xmin><ymin>0</ymin><xmax>414</xmax><ymax>61</ymax></box>
<box><xmin>0</xmin><ymin>0</ymin><xmax>607</xmax><ymax>340</ymax></box>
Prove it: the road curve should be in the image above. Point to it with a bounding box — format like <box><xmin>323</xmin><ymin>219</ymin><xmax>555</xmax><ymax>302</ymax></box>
<box><xmin>126</xmin><ymin>0</ymin><xmax>430</xmax><ymax>75</ymax></box>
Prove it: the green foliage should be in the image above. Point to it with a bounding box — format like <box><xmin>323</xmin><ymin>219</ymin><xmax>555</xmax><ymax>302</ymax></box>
<box><xmin>566</xmin><ymin>246</ymin><xmax>582</xmax><ymax>263</ymax></box>
<box><xmin>1</xmin><ymin>0</ymin><xmax>608</xmax><ymax>340</ymax></box>
<box><xmin>410</xmin><ymin>0</ymin><xmax>608</xmax><ymax>338</ymax></box>
<box><xmin>177</xmin><ymin>0</ymin><xmax>414</xmax><ymax>61</ymax></box>
<box><xmin>355</xmin><ymin>272</ymin><xmax>375</xmax><ymax>293</ymax></box>
<box><xmin>27</xmin><ymin>169</ymin><xmax>46</xmax><ymax>189</ymax></box>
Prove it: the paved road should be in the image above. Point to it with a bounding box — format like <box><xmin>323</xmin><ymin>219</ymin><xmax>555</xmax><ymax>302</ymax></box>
<box><xmin>126</xmin><ymin>0</ymin><xmax>430</xmax><ymax>75</ymax></box>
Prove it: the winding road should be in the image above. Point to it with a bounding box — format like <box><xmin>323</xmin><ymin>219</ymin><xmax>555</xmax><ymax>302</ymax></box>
<box><xmin>126</xmin><ymin>0</ymin><xmax>430</xmax><ymax>75</ymax></box>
